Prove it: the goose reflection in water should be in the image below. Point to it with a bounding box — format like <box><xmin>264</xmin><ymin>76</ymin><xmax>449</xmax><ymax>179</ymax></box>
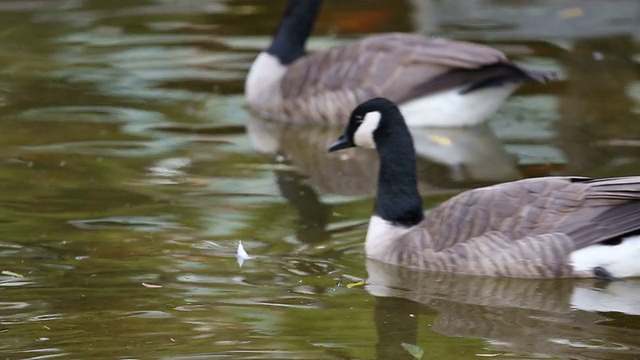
<box><xmin>248</xmin><ymin>114</ymin><xmax>522</xmax><ymax>197</ymax></box>
<box><xmin>367</xmin><ymin>259</ymin><xmax>640</xmax><ymax>359</ymax></box>
<box><xmin>247</xmin><ymin>113</ymin><xmax>563</xmax><ymax>243</ymax></box>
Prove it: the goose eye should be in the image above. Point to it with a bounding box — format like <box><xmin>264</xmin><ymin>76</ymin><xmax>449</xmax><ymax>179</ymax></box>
<box><xmin>354</xmin><ymin>115</ymin><xmax>364</xmax><ymax>123</ymax></box>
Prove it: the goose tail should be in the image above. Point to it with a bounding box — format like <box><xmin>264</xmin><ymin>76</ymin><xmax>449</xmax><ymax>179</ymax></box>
<box><xmin>584</xmin><ymin>177</ymin><xmax>640</xmax><ymax>200</ymax></box>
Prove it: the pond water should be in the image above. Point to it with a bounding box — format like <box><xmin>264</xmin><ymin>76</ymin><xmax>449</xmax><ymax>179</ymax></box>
<box><xmin>0</xmin><ymin>0</ymin><xmax>639</xmax><ymax>359</ymax></box>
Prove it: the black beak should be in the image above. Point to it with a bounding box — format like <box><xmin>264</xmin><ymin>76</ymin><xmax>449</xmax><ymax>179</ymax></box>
<box><xmin>328</xmin><ymin>135</ymin><xmax>354</xmax><ymax>152</ymax></box>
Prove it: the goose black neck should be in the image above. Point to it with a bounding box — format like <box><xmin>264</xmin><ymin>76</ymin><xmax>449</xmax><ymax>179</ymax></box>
<box><xmin>266</xmin><ymin>0</ymin><xmax>322</xmax><ymax>65</ymax></box>
<box><xmin>374</xmin><ymin>114</ymin><xmax>424</xmax><ymax>227</ymax></box>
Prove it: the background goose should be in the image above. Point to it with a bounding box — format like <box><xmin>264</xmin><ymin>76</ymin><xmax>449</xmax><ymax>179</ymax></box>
<box><xmin>245</xmin><ymin>0</ymin><xmax>557</xmax><ymax>127</ymax></box>
<box><xmin>329</xmin><ymin>97</ymin><xmax>640</xmax><ymax>279</ymax></box>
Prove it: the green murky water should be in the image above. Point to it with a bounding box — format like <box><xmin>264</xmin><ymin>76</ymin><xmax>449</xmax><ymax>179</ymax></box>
<box><xmin>0</xmin><ymin>0</ymin><xmax>639</xmax><ymax>359</ymax></box>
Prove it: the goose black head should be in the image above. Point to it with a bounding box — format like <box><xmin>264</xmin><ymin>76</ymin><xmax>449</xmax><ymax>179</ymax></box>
<box><xmin>328</xmin><ymin>97</ymin><xmax>402</xmax><ymax>152</ymax></box>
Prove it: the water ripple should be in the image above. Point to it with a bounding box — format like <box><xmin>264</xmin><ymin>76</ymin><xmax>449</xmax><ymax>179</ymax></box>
<box><xmin>21</xmin><ymin>139</ymin><xmax>191</xmax><ymax>157</ymax></box>
<box><xmin>69</xmin><ymin>216</ymin><xmax>184</xmax><ymax>232</ymax></box>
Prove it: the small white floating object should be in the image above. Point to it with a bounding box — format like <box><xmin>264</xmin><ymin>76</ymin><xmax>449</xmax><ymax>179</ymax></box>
<box><xmin>237</xmin><ymin>240</ymin><xmax>253</xmax><ymax>267</ymax></box>
<box><xmin>142</xmin><ymin>282</ymin><xmax>163</xmax><ymax>289</ymax></box>
<box><xmin>2</xmin><ymin>270</ymin><xmax>23</xmax><ymax>278</ymax></box>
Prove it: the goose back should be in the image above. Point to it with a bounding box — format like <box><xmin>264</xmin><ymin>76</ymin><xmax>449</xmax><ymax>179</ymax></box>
<box><xmin>258</xmin><ymin>33</ymin><xmax>554</xmax><ymax>125</ymax></box>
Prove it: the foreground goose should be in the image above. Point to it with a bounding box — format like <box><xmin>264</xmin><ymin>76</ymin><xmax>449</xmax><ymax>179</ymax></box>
<box><xmin>246</xmin><ymin>0</ymin><xmax>556</xmax><ymax>127</ymax></box>
<box><xmin>329</xmin><ymin>98</ymin><xmax>640</xmax><ymax>279</ymax></box>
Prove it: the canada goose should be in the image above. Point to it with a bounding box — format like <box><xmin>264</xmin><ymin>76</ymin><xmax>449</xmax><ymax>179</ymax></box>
<box><xmin>328</xmin><ymin>97</ymin><xmax>640</xmax><ymax>279</ymax></box>
<box><xmin>246</xmin><ymin>0</ymin><xmax>556</xmax><ymax>127</ymax></box>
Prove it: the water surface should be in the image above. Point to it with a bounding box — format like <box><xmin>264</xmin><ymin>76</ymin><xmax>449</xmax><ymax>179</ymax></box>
<box><xmin>0</xmin><ymin>0</ymin><xmax>639</xmax><ymax>359</ymax></box>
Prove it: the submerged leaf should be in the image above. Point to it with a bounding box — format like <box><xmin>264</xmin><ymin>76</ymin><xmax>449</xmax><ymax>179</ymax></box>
<box><xmin>557</xmin><ymin>7</ymin><xmax>583</xmax><ymax>19</ymax></box>
<box><xmin>142</xmin><ymin>282</ymin><xmax>163</xmax><ymax>288</ymax></box>
<box><xmin>401</xmin><ymin>342</ymin><xmax>424</xmax><ymax>360</ymax></box>
<box><xmin>428</xmin><ymin>134</ymin><xmax>452</xmax><ymax>146</ymax></box>
<box><xmin>346</xmin><ymin>280</ymin><xmax>365</xmax><ymax>288</ymax></box>
<box><xmin>2</xmin><ymin>270</ymin><xmax>23</xmax><ymax>278</ymax></box>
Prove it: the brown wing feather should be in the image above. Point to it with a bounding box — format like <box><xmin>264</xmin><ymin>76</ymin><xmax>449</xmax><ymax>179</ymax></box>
<box><xmin>278</xmin><ymin>33</ymin><xmax>526</xmax><ymax>124</ymax></box>
<box><xmin>559</xmin><ymin>177</ymin><xmax>640</xmax><ymax>248</ymax></box>
<box><xmin>565</xmin><ymin>202</ymin><xmax>640</xmax><ymax>249</ymax></box>
<box><xmin>422</xmin><ymin>177</ymin><xmax>579</xmax><ymax>250</ymax></box>
<box><xmin>383</xmin><ymin>229</ymin><xmax>576</xmax><ymax>278</ymax></box>
<box><xmin>424</xmin><ymin>176</ymin><xmax>640</xmax><ymax>254</ymax></box>
<box><xmin>402</xmin><ymin>62</ymin><xmax>556</xmax><ymax>102</ymax></box>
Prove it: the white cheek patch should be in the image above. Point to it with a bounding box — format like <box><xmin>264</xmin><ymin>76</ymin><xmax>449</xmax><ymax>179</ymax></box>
<box><xmin>353</xmin><ymin>111</ymin><xmax>381</xmax><ymax>149</ymax></box>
